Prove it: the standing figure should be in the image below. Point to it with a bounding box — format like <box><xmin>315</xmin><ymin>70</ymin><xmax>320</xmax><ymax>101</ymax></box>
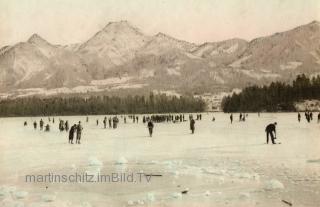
<box><xmin>230</xmin><ymin>114</ymin><xmax>233</xmax><ymax>124</ymax></box>
<box><xmin>108</xmin><ymin>118</ymin><xmax>112</xmax><ymax>128</ymax></box>
<box><xmin>76</xmin><ymin>121</ymin><xmax>83</xmax><ymax>144</ymax></box>
<box><xmin>318</xmin><ymin>112</ymin><xmax>320</xmax><ymax>123</ymax></box>
<box><xmin>147</xmin><ymin>120</ymin><xmax>154</xmax><ymax>137</ymax></box>
<box><xmin>40</xmin><ymin>119</ymin><xmax>44</xmax><ymax>130</ymax></box>
<box><xmin>298</xmin><ymin>112</ymin><xmax>301</xmax><ymax>122</ymax></box>
<box><xmin>103</xmin><ymin>117</ymin><xmax>107</xmax><ymax>128</ymax></box>
<box><xmin>265</xmin><ymin>122</ymin><xmax>277</xmax><ymax>144</ymax></box>
<box><xmin>65</xmin><ymin>121</ymin><xmax>69</xmax><ymax>132</ymax></box>
<box><xmin>190</xmin><ymin>118</ymin><xmax>195</xmax><ymax>134</ymax></box>
<box><xmin>24</xmin><ymin>121</ymin><xmax>27</xmax><ymax>126</ymax></box>
<box><xmin>33</xmin><ymin>121</ymin><xmax>37</xmax><ymax>129</ymax></box>
<box><xmin>69</xmin><ymin>124</ymin><xmax>76</xmax><ymax>144</ymax></box>
<box><xmin>45</xmin><ymin>124</ymin><xmax>50</xmax><ymax>132</ymax></box>
<box><xmin>96</xmin><ymin>119</ymin><xmax>99</xmax><ymax>126</ymax></box>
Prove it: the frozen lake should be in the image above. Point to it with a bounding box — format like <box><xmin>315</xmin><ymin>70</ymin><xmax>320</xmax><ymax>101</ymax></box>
<box><xmin>0</xmin><ymin>113</ymin><xmax>320</xmax><ymax>207</ymax></box>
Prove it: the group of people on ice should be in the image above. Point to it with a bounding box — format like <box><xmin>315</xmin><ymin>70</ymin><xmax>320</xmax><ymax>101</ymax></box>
<box><xmin>23</xmin><ymin>110</ymin><xmax>320</xmax><ymax>146</ymax></box>
<box><xmin>298</xmin><ymin>111</ymin><xmax>320</xmax><ymax>123</ymax></box>
<box><xmin>68</xmin><ymin>122</ymin><xmax>83</xmax><ymax>144</ymax></box>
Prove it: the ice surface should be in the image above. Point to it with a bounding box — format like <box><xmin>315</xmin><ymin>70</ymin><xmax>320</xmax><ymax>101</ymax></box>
<box><xmin>0</xmin><ymin>113</ymin><xmax>320</xmax><ymax>206</ymax></box>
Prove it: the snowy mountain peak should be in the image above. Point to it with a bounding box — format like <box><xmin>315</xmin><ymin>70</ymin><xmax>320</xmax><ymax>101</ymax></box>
<box><xmin>154</xmin><ymin>32</ymin><xmax>179</xmax><ymax>41</ymax></box>
<box><xmin>102</xmin><ymin>20</ymin><xmax>144</xmax><ymax>35</ymax></box>
<box><xmin>27</xmin><ymin>33</ymin><xmax>50</xmax><ymax>45</ymax></box>
<box><xmin>309</xmin><ymin>20</ymin><xmax>320</xmax><ymax>25</ymax></box>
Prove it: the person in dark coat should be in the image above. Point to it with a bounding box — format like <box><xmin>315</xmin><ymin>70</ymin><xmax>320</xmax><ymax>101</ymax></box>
<box><xmin>230</xmin><ymin>114</ymin><xmax>233</xmax><ymax>124</ymax></box>
<box><xmin>40</xmin><ymin>119</ymin><xmax>44</xmax><ymax>130</ymax></box>
<box><xmin>76</xmin><ymin>122</ymin><xmax>83</xmax><ymax>144</ymax></box>
<box><xmin>265</xmin><ymin>122</ymin><xmax>277</xmax><ymax>144</ymax></box>
<box><xmin>190</xmin><ymin>118</ymin><xmax>195</xmax><ymax>134</ymax></box>
<box><xmin>69</xmin><ymin>124</ymin><xmax>76</xmax><ymax>144</ymax></box>
<box><xmin>65</xmin><ymin>121</ymin><xmax>69</xmax><ymax>132</ymax></box>
<box><xmin>147</xmin><ymin>120</ymin><xmax>154</xmax><ymax>137</ymax></box>
<box><xmin>298</xmin><ymin>112</ymin><xmax>301</xmax><ymax>122</ymax></box>
<box><xmin>33</xmin><ymin>121</ymin><xmax>37</xmax><ymax>129</ymax></box>
<box><xmin>45</xmin><ymin>124</ymin><xmax>50</xmax><ymax>132</ymax></box>
<box><xmin>108</xmin><ymin>118</ymin><xmax>112</xmax><ymax>128</ymax></box>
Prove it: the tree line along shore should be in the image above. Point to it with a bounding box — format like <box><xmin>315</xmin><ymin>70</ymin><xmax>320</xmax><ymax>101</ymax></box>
<box><xmin>222</xmin><ymin>74</ymin><xmax>320</xmax><ymax>112</ymax></box>
<box><xmin>0</xmin><ymin>93</ymin><xmax>206</xmax><ymax>117</ymax></box>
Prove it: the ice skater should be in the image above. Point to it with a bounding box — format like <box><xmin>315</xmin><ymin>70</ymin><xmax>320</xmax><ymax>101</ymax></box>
<box><xmin>190</xmin><ymin>118</ymin><xmax>195</xmax><ymax>134</ymax></box>
<box><xmin>65</xmin><ymin>121</ymin><xmax>69</xmax><ymax>132</ymax></box>
<box><xmin>33</xmin><ymin>121</ymin><xmax>37</xmax><ymax>129</ymax></box>
<box><xmin>69</xmin><ymin>124</ymin><xmax>76</xmax><ymax>144</ymax></box>
<box><xmin>265</xmin><ymin>122</ymin><xmax>277</xmax><ymax>144</ymax></box>
<box><xmin>76</xmin><ymin>121</ymin><xmax>83</xmax><ymax>144</ymax></box>
<box><xmin>45</xmin><ymin>124</ymin><xmax>50</xmax><ymax>132</ymax></box>
<box><xmin>40</xmin><ymin>119</ymin><xmax>44</xmax><ymax>130</ymax></box>
<box><xmin>147</xmin><ymin>120</ymin><xmax>154</xmax><ymax>137</ymax></box>
<box><xmin>298</xmin><ymin>112</ymin><xmax>301</xmax><ymax>122</ymax></box>
<box><xmin>230</xmin><ymin>114</ymin><xmax>233</xmax><ymax>124</ymax></box>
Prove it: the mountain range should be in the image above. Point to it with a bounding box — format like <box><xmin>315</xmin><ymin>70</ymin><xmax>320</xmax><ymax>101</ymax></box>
<box><xmin>0</xmin><ymin>20</ymin><xmax>319</xmax><ymax>98</ymax></box>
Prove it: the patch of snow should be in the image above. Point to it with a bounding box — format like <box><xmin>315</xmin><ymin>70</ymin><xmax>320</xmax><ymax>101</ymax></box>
<box><xmin>240</xmin><ymin>69</ymin><xmax>280</xmax><ymax>79</ymax></box>
<box><xmin>171</xmin><ymin>192</ymin><xmax>182</xmax><ymax>199</ymax></box>
<box><xmin>15</xmin><ymin>191</ymin><xmax>28</xmax><ymax>199</ymax></box>
<box><xmin>111</xmin><ymin>83</ymin><xmax>147</xmax><ymax>90</ymax></box>
<box><xmin>264</xmin><ymin>179</ymin><xmax>284</xmax><ymax>190</ymax></box>
<box><xmin>41</xmin><ymin>193</ymin><xmax>56</xmax><ymax>202</ymax></box>
<box><xmin>91</xmin><ymin>76</ymin><xmax>133</xmax><ymax>86</ymax></box>
<box><xmin>88</xmin><ymin>157</ymin><xmax>103</xmax><ymax>167</ymax></box>
<box><xmin>167</xmin><ymin>67</ymin><xmax>181</xmax><ymax>76</ymax></box>
<box><xmin>115</xmin><ymin>157</ymin><xmax>128</xmax><ymax>165</ymax></box>
<box><xmin>224</xmin><ymin>43</ymin><xmax>239</xmax><ymax>54</ymax></box>
<box><xmin>280</xmin><ymin>61</ymin><xmax>302</xmax><ymax>70</ymax></box>
<box><xmin>146</xmin><ymin>192</ymin><xmax>155</xmax><ymax>202</ymax></box>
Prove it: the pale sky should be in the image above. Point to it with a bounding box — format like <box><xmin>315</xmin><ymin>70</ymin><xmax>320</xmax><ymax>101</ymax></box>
<box><xmin>0</xmin><ymin>0</ymin><xmax>319</xmax><ymax>47</ymax></box>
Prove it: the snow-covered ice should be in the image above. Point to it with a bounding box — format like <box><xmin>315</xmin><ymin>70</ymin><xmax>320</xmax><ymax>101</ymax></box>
<box><xmin>0</xmin><ymin>113</ymin><xmax>320</xmax><ymax>206</ymax></box>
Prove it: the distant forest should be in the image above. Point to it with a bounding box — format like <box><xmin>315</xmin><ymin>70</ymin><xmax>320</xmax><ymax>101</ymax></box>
<box><xmin>0</xmin><ymin>93</ymin><xmax>206</xmax><ymax>117</ymax></box>
<box><xmin>222</xmin><ymin>74</ymin><xmax>320</xmax><ymax>112</ymax></box>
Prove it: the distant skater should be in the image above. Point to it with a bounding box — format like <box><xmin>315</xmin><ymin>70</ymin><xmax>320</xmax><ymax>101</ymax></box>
<box><xmin>40</xmin><ymin>119</ymin><xmax>44</xmax><ymax>130</ymax></box>
<box><xmin>96</xmin><ymin>119</ymin><xmax>99</xmax><ymax>126</ymax></box>
<box><xmin>69</xmin><ymin>124</ymin><xmax>76</xmax><ymax>144</ymax></box>
<box><xmin>190</xmin><ymin>118</ymin><xmax>195</xmax><ymax>134</ymax></box>
<box><xmin>65</xmin><ymin>121</ymin><xmax>69</xmax><ymax>132</ymax></box>
<box><xmin>108</xmin><ymin>118</ymin><xmax>112</xmax><ymax>128</ymax></box>
<box><xmin>298</xmin><ymin>112</ymin><xmax>301</xmax><ymax>122</ymax></box>
<box><xmin>76</xmin><ymin>121</ymin><xmax>83</xmax><ymax>144</ymax></box>
<box><xmin>24</xmin><ymin>121</ymin><xmax>27</xmax><ymax>126</ymax></box>
<box><xmin>45</xmin><ymin>124</ymin><xmax>50</xmax><ymax>132</ymax></box>
<box><xmin>33</xmin><ymin>121</ymin><xmax>37</xmax><ymax>129</ymax></box>
<box><xmin>147</xmin><ymin>120</ymin><xmax>154</xmax><ymax>137</ymax></box>
<box><xmin>230</xmin><ymin>114</ymin><xmax>233</xmax><ymax>124</ymax></box>
<box><xmin>318</xmin><ymin>112</ymin><xmax>320</xmax><ymax>123</ymax></box>
<box><xmin>103</xmin><ymin>117</ymin><xmax>107</xmax><ymax>128</ymax></box>
<box><xmin>265</xmin><ymin>122</ymin><xmax>277</xmax><ymax>144</ymax></box>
